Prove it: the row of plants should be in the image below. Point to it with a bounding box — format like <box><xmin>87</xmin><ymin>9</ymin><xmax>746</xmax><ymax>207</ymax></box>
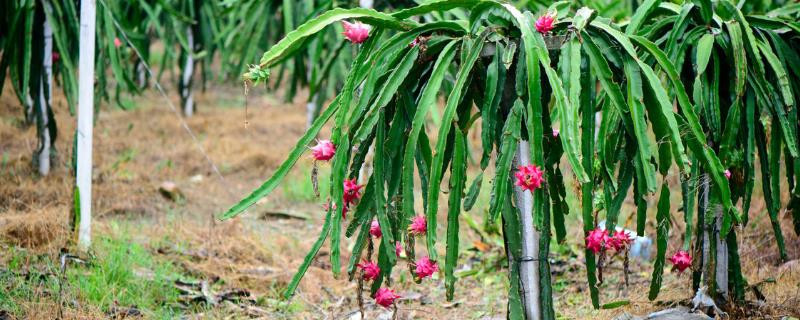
<box><xmin>0</xmin><ymin>0</ymin><xmax>679</xmax><ymax>176</ymax></box>
<box><xmin>0</xmin><ymin>0</ymin><xmax>373</xmax><ymax>175</ymax></box>
<box><xmin>223</xmin><ymin>0</ymin><xmax>800</xmax><ymax>318</ymax></box>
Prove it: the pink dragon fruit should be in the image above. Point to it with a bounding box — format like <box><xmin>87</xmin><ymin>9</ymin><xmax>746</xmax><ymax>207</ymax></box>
<box><xmin>668</xmin><ymin>250</ymin><xmax>693</xmax><ymax>273</ymax></box>
<box><xmin>414</xmin><ymin>256</ymin><xmax>439</xmax><ymax>279</ymax></box>
<box><xmin>535</xmin><ymin>11</ymin><xmax>557</xmax><ymax>34</ymax></box>
<box><xmin>607</xmin><ymin>230</ymin><xmax>633</xmax><ymax>251</ymax></box>
<box><xmin>374</xmin><ymin>287</ymin><xmax>400</xmax><ymax>308</ymax></box>
<box><xmin>408</xmin><ymin>215</ymin><xmax>427</xmax><ymax>236</ymax></box>
<box><xmin>358</xmin><ymin>261</ymin><xmax>380</xmax><ymax>281</ymax></box>
<box><xmin>342</xmin><ymin>21</ymin><xmax>370</xmax><ymax>44</ymax></box>
<box><xmin>515</xmin><ymin>165</ymin><xmax>545</xmax><ymax>192</ymax></box>
<box><xmin>370</xmin><ymin>220</ymin><xmax>382</xmax><ymax>238</ymax></box>
<box><xmin>311</xmin><ymin>139</ymin><xmax>336</xmax><ymax>161</ymax></box>
<box><xmin>586</xmin><ymin>228</ymin><xmax>608</xmax><ymax>254</ymax></box>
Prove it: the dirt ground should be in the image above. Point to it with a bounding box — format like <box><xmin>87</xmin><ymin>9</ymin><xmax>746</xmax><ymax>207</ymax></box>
<box><xmin>2</xmin><ymin>82</ymin><xmax>800</xmax><ymax>319</ymax></box>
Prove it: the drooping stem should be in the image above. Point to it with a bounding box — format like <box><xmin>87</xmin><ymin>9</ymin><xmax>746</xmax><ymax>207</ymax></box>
<box><xmin>502</xmin><ymin>180</ymin><xmax>524</xmax><ymax>318</ymax></box>
<box><xmin>354</xmin><ymin>0</ymin><xmax>374</xmax><ymax>186</ymax></box>
<box><xmin>513</xmin><ymin>140</ymin><xmax>541</xmax><ymax>320</ymax></box>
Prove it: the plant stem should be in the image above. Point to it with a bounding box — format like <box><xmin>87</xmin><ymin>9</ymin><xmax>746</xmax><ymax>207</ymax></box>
<box><xmin>714</xmin><ymin>195</ymin><xmax>728</xmax><ymax>297</ymax></box>
<box><xmin>699</xmin><ymin>170</ymin><xmax>729</xmax><ymax>304</ymax></box>
<box><xmin>513</xmin><ymin>140</ymin><xmax>541</xmax><ymax>320</ymax></box>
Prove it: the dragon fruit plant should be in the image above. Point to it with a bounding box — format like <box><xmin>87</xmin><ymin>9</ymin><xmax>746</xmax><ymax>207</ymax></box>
<box><xmin>627</xmin><ymin>0</ymin><xmax>800</xmax><ymax>306</ymax></box>
<box><xmin>222</xmin><ymin>0</ymin><xmax>800</xmax><ymax>318</ymax></box>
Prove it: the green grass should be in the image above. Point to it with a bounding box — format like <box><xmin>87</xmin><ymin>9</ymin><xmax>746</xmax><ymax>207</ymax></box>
<box><xmin>0</xmin><ymin>233</ymin><xmax>186</xmax><ymax>319</ymax></box>
<box><xmin>281</xmin><ymin>162</ymin><xmax>331</xmax><ymax>203</ymax></box>
<box><xmin>67</xmin><ymin>236</ymin><xmax>182</xmax><ymax>319</ymax></box>
<box><xmin>0</xmin><ymin>247</ymin><xmax>62</xmax><ymax>316</ymax></box>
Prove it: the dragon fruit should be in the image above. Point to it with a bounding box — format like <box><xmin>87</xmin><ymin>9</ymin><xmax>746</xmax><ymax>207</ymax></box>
<box><xmin>515</xmin><ymin>165</ymin><xmax>545</xmax><ymax>192</ymax></box>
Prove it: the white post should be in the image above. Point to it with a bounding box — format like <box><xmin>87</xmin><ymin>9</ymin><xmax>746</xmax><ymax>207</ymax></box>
<box><xmin>181</xmin><ymin>26</ymin><xmax>194</xmax><ymax>117</ymax></box>
<box><xmin>136</xmin><ymin>60</ymin><xmax>147</xmax><ymax>88</ymax></box>
<box><xmin>77</xmin><ymin>0</ymin><xmax>96</xmax><ymax>252</ymax></box>
<box><xmin>513</xmin><ymin>141</ymin><xmax>541</xmax><ymax>320</ymax></box>
<box><xmin>37</xmin><ymin>0</ymin><xmax>54</xmax><ymax>176</ymax></box>
<box><xmin>305</xmin><ymin>100</ymin><xmax>317</xmax><ymax>129</ymax></box>
<box><xmin>305</xmin><ymin>60</ymin><xmax>317</xmax><ymax>129</ymax></box>
<box><xmin>25</xmin><ymin>94</ymin><xmax>34</xmax><ymax>124</ymax></box>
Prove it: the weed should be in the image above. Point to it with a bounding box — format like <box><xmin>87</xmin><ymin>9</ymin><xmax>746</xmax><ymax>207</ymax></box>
<box><xmin>281</xmin><ymin>162</ymin><xmax>331</xmax><ymax>203</ymax></box>
<box><xmin>66</xmin><ymin>236</ymin><xmax>182</xmax><ymax>319</ymax></box>
<box><xmin>0</xmin><ymin>247</ymin><xmax>61</xmax><ymax>316</ymax></box>
<box><xmin>156</xmin><ymin>159</ymin><xmax>173</xmax><ymax>171</ymax></box>
<box><xmin>0</xmin><ymin>234</ymin><xmax>186</xmax><ymax>319</ymax></box>
<box><xmin>1</xmin><ymin>152</ymin><xmax>8</xmax><ymax>173</ymax></box>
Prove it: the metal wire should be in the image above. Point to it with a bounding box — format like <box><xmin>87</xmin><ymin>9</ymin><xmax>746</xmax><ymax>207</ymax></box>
<box><xmin>97</xmin><ymin>0</ymin><xmax>236</xmax><ymax>202</ymax></box>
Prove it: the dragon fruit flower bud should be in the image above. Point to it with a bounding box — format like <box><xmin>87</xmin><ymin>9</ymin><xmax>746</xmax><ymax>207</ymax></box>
<box><xmin>724</xmin><ymin>169</ymin><xmax>732</xmax><ymax>180</ymax></box>
<box><xmin>375</xmin><ymin>287</ymin><xmax>400</xmax><ymax>308</ymax></box>
<box><xmin>358</xmin><ymin>261</ymin><xmax>380</xmax><ymax>281</ymax></box>
<box><xmin>395</xmin><ymin>241</ymin><xmax>402</xmax><ymax>257</ymax></box>
<box><xmin>311</xmin><ymin>139</ymin><xmax>336</xmax><ymax>161</ymax></box>
<box><xmin>114</xmin><ymin>37</ymin><xmax>122</xmax><ymax>48</ymax></box>
<box><xmin>370</xmin><ymin>220</ymin><xmax>382</xmax><ymax>238</ymax></box>
<box><xmin>535</xmin><ymin>11</ymin><xmax>557</xmax><ymax>34</ymax></box>
<box><xmin>585</xmin><ymin>228</ymin><xmax>607</xmax><ymax>254</ymax></box>
<box><xmin>414</xmin><ymin>256</ymin><xmax>439</xmax><ymax>279</ymax></box>
<box><xmin>342</xmin><ymin>21</ymin><xmax>370</xmax><ymax>44</ymax></box>
<box><xmin>408</xmin><ymin>215</ymin><xmax>427</xmax><ymax>236</ymax></box>
<box><xmin>552</xmin><ymin>129</ymin><xmax>559</xmax><ymax>137</ymax></box>
<box><xmin>515</xmin><ymin>165</ymin><xmax>545</xmax><ymax>192</ymax></box>
<box><xmin>343</xmin><ymin>179</ymin><xmax>364</xmax><ymax>206</ymax></box>
<box><xmin>323</xmin><ymin>201</ymin><xmax>348</xmax><ymax>219</ymax></box>
<box><xmin>668</xmin><ymin>250</ymin><xmax>693</xmax><ymax>273</ymax></box>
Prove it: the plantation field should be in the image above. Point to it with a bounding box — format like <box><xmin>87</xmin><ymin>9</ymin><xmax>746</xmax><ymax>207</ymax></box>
<box><xmin>2</xmin><ymin>85</ymin><xmax>799</xmax><ymax>319</ymax></box>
